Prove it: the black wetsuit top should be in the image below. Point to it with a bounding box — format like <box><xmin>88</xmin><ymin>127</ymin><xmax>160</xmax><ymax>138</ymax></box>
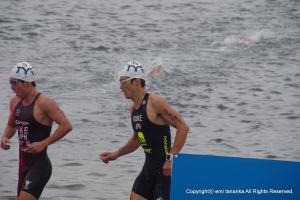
<box><xmin>14</xmin><ymin>93</ymin><xmax>52</xmax><ymax>198</ymax></box>
<box><xmin>131</xmin><ymin>93</ymin><xmax>171</xmax><ymax>200</ymax></box>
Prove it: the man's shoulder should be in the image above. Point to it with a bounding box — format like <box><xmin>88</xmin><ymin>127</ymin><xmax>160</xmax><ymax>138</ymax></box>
<box><xmin>38</xmin><ymin>93</ymin><xmax>56</xmax><ymax>102</ymax></box>
<box><xmin>36</xmin><ymin>94</ymin><xmax>57</xmax><ymax>109</ymax></box>
<box><xmin>10</xmin><ymin>95</ymin><xmax>20</xmax><ymax>102</ymax></box>
<box><xmin>148</xmin><ymin>93</ymin><xmax>169</xmax><ymax>111</ymax></box>
<box><xmin>10</xmin><ymin>96</ymin><xmax>21</xmax><ymax>109</ymax></box>
<box><xmin>148</xmin><ymin>93</ymin><xmax>166</xmax><ymax>103</ymax></box>
<box><xmin>148</xmin><ymin>92</ymin><xmax>162</xmax><ymax>101</ymax></box>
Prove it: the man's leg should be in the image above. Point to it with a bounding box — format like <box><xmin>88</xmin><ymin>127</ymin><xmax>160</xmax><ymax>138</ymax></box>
<box><xmin>18</xmin><ymin>191</ymin><xmax>37</xmax><ymax>200</ymax></box>
<box><xmin>130</xmin><ymin>192</ymin><xmax>147</xmax><ymax>200</ymax></box>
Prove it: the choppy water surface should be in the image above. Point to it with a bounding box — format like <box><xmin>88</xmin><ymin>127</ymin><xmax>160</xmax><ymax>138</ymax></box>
<box><xmin>0</xmin><ymin>0</ymin><xmax>299</xmax><ymax>199</ymax></box>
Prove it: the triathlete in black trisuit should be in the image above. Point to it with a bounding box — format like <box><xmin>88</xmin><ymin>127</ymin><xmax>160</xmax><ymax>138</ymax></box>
<box><xmin>1</xmin><ymin>62</ymin><xmax>72</xmax><ymax>200</ymax></box>
<box><xmin>100</xmin><ymin>61</ymin><xmax>189</xmax><ymax>200</ymax></box>
<box><xmin>131</xmin><ymin>93</ymin><xmax>171</xmax><ymax>199</ymax></box>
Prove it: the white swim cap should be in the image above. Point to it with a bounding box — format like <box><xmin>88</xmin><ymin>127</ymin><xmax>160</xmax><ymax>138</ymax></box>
<box><xmin>118</xmin><ymin>61</ymin><xmax>146</xmax><ymax>81</ymax></box>
<box><xmin>9</xmin><ymin>62</ymin><xmax>35</xmax><ymax>82</ymax></box>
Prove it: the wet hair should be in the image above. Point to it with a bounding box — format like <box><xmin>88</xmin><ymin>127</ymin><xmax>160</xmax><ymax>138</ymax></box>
<box><xmin>131</xmin><ymin>78</ymin><xmax>145</xmax><ymax>88</ymax></box>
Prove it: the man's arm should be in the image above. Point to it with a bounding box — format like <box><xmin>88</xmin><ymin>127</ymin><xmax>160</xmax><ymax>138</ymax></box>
<box><xmin>1</xmin><ymin>125</ymin><xmax>16</xmax><ymax>150</ymax></box>
<box><xmin>152</xmin><ymin>95</ymin><xmax>189</xmax><ymax>154</ymax></box>
<box><xmin>27</xmin><ymin>96</ymin><xmax>72</xmax><ymax>154</ymax></box>
<box><xmin>1</xmin><ymin>97</ymin><xmax>19</xmax><ymax>150</ymax></box>
<box><xmin>151</xmin><ymin>95</ymin><xmax>189</xmax><ymax>176</ymax></box>
<box><xmin>100</xmin><ymin>134</ymin><xmax>140</xmax><ymax>164</ymax></box>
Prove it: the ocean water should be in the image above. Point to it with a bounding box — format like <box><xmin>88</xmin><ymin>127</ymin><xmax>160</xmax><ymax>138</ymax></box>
<box><xmin>0</xmin><ymin>0</ymin><xmax>299</xmax><ymax>199</ymax></box>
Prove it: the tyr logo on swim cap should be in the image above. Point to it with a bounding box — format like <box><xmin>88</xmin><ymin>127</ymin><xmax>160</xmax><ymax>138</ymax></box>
<box><xmin>118</xmin><ymin>61</ymin><xmax>146</xmax><ymax>81</ymax></box>
<box><xmin>9</xmin><ymin>62</ymin><xmax>35</xmax><ymax>82</ymax></box>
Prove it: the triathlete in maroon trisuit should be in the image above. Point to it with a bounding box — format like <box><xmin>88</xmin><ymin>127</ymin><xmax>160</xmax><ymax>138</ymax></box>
<box><xmin>1</xmin><ymin>62</ymin><xmax>72</xmax><ymax>200</ymax></box>
<box><xmin>15</xmin><ymin>93</ymin><xmax>52</xmax><ymax>198</ymax></box>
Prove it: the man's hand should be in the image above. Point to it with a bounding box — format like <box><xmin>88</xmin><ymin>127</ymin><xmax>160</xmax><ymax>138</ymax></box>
<box><xmin>0</xmin><ymin>136</ymin><xmax>11</xmax><ymax>150</ymax></box>
<box><xmin>100</xmin><ymin>152</ymin><xmax>118</xmax><ymax>164</ymax></box>
<box><xmin>163</xmin><ymin>160</ymin><xmax>172</xmax><ymax>176</ymax></box>
<box><xmin>27</xmin><ymin>141</ymin><xmax>47</xmax><ymax>154</ymax></box>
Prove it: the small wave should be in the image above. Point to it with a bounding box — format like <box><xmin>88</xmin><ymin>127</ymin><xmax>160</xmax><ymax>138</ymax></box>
<box><xmin>113</xmin><ymin>47</ymin><xmax>124</xmax><ymax>52</ymax></box>
<box><xmin>270</xmin><ymin>90</ymin><xmax>281</xmax><ymax>95</ymax></box>
<box><xmin>249</xmin><ymin>121</ymin><xmax>263</xmax><ymax>130</ymax></box>
<box><xmin>1</xmin><ymin>35</ymin><xmax>23</xmax><ymax>41</ymax></box>
<box><xmin>86</xmin><ymin>172</ymin><xmax>107</xmax><ymax>177</ymax></box>
<box><xmin>24</xmin><ymin>32</ymin><xmax>42</xmax><ymax>38</ymax></box>
<box><xmin>217</xmin><ymin>104</ymin><xmax>229</xmax><ymax>110</ymax></box>
<box><xmin>89</xmin><ymin>45</ymin><xmax>110</xmax><ymax>51</ymax></box>
<box><xmin>286</xmin><ymin>115</ymin><xmax>300</xmax><ymax>120</ymax></box>
<box><xmin>48</xmin><ymin>183</ymin><xmax>85</xmax><ymax>190</ymax></box>
<box><xmin>127</xmin><ymin>169</ymin><xmax>138</xmax><ymax>174</ymax></box>
<box><xmin>210</xmin><ymin>138</ymin><xmax>238</xmax><ymax>150</ymax></box>
<box><xmin>0</xmin><ymin>196</ymin><xmax>15</xmax><ymax>200</ymax></box>
<box><xmin>0</xmin><ymin>19</ymin><xmax>14</xmax><ymax>23</ymax></box>
<box><xmin>285</xmin><ymin>83</ymin><xmax>299</xmax><ymax>88</ymax></box>
<box><xmin>120</xmin><ymin>5</ymin><xmax>132</xmax><ymax>9</ymax></box>
<box><xmin>237</xmin><ymin>101</ymin><xmax>247</xmax><ymax>106</ymax></box>
<box><xmin>240</xmin><ymin>120</ymin><xmax>252</xmax><ymax>123</ymax></box>
<box><xmin>81</xmin><ymin>118</ymin><xmax>92</xmax><ymax>123</ymax></box>
<box><xmin>214</xmin><ymin>129</ymin><xmax>224</xmax><ymax>132</ymax></box>
<box><xmin>117</xmin><ymin>121</ymin><xmax>127</xmax><ymax>127</ymax></box>
<box><xmin>265</xmin><ymin>154</ymin><xmax>279</xmax><ymax>159</ymax></box>
<box><xmin>111</xmin><ymin>140</ymin><xmax>121</xmax><ymax>144</ymax></box>
<box><xmin>193</xmin><ymin>121</ymin><xmax>206</xmax><ymax>128</ymax></box>
<box><xmin>60</xmin><ymin>162</ymin><xmax>83</xmax><ymax>167</ymax></box>
<box><xmin>212</xmin><ymin>138</ymin><xmax>223</xmax><ymax>143</ymax></box>
<box><xmin>249</xmin><ymin>87</ymin><xmax>264</xmax><ymax>92</ymax></box>
<box><xmin>59</xmin><ymin>138</ymin><xmax>75</xmax><ymax>144</ymax></box>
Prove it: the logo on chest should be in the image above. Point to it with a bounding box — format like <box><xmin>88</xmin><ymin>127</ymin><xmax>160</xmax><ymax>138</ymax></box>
<box><xmin>15</xmin><ymin>109</ymin><xmax>21</xmax><ymax>117</ymax></box>
<box><xmin>132</xmin><ymin>114</ymin><xmax>143</xmax><ymax>122</ymax></box>
<box><xmin>133</xmin><ymin>114</ymin><xmax>143</xmax><ymax>130</ymax></box>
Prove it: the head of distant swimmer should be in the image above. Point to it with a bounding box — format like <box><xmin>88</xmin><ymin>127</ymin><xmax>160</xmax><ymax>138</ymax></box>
<box><xmin>118</xmin><ymin>61</ymin><xmax>146</xmax><ymax>88</ymax></box>
<box><xmin>9</xmin><ymin>62</ymin><xmax>36</xmax><ymax>87</ymax></box>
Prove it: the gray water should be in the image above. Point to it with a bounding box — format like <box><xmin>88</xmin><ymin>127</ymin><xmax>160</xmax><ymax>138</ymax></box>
<box><xmin>0</xmin><ymin>0</ymin><xmax>299</xmax><ymax>199</ymax></box>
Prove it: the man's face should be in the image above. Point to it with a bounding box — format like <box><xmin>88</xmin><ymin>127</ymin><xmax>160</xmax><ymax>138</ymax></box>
<box><xmin>9</xmin><ymin>78</ymin><xmax>26</xmax><ymax>98</ymax></box>
<box><xmin>119</xmin><ymin>76</ymin><xmax>135</xmax><ymax>99</ymax></box>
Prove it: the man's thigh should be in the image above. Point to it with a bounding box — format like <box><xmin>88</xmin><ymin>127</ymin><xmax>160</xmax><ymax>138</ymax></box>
<box><xmin>18</xmin><ymin>191</ymin><xmax>37</xmax><ymax>200</ymax></box>
<box><xmin>130</xmin><ymin>191</ymin><xmax>147</xmax><ymax>200</ymax></box>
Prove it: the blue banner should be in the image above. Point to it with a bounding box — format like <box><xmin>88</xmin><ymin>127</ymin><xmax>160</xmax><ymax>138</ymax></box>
<box><xmin>170</xmin><ymin>154</ymin><xmax>300</xmax><ymax>200</ymax></box>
